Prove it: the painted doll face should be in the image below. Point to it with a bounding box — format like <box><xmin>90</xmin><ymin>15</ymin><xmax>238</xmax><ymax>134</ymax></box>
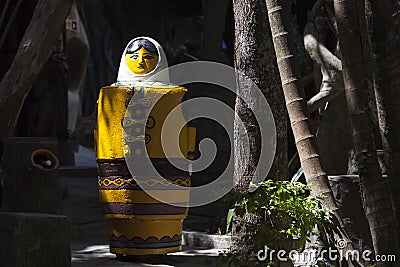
<box><xmin>125</xmin><ymin>47</ymin><xmax>159</xmax><ymax>75</ymax></box>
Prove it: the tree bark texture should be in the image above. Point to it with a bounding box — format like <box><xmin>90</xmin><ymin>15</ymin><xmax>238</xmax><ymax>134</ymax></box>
<box><xmin>334</xmin><ymin>0</ymin><xmax>400</xmax><ymax>261</ymax></box>
<box><xmin>365</xmin><ymin>0</ymin><xmax>400</xmax><ymax>236</ymax></box>
<box><xmin>232</xmin><ymin>0</ymin><xmax>287</xmax><ymax>263</ymax></box>
<box><xmin>233</xmin><ymin>0</ymin><xmax>287</xmax><ymax>190</ymax></box>
<box><xmin>356</xmin><ymin>0</ymin><xmax>383</xmax><ymax>152</ymax></box>
<box><xmin>0</xmin><ymin>0</ymin><xmax>73</xmax><ymax>138</ymax></box>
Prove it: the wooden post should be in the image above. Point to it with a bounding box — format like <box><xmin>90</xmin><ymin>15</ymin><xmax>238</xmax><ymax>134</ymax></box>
<box><xmin>0</xmin><ymin>212</ymin><xmax>71</xmax><ymax>267</ymax></box>
<box><xmin>1</xmin><ymin>137</ymin><xmax>62</xmax><ymax>214</ymax></box>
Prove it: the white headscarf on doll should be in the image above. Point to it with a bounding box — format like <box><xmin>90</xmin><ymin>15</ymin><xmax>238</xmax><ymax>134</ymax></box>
<box><xmin>114</xmin><ymin>36</ymin><xmax>170</xmax><ymax>86</ymax></box>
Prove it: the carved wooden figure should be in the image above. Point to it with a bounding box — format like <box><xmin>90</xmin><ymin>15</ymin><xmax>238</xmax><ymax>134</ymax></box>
<box><xmin>95</xmin><ymin>37</ymin><xmax>196</xmax><ymax>256</ymax></box>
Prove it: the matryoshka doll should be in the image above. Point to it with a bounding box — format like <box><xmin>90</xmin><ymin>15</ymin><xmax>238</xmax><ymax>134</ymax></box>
<box><xmin>95</xmin><ymin>36</ymin><xmax>196</xmax><ymax>256</ymax></box>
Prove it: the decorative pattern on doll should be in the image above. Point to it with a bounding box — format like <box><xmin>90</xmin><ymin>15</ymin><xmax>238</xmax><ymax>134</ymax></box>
<box><xmin>95</xmin><ymin>36</ymin><xmax>195</xmax><ymax>256</ymax></box>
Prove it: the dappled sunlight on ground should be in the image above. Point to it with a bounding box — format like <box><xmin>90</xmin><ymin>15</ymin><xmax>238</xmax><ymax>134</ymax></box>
<box><xmin>71</xmin><ymin>244</ymin><xmax>227</xmax><ymax>266</ymax></box>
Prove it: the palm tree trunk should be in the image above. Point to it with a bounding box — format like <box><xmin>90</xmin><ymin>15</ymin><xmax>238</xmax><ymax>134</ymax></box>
<box><xmin>265</xmin><ymin>2</ymin><xmax>368</xmax><ymax>265</ymax></box>
<box><xmin>365</xmin><ymin>0</ymin><xmax>400</xmax><ymax>237</ymax></box>
<box><xmin>334</xmin><ymin>0</ymin><xmax>399</xmax><ymax>261</ymax></box>
<box><xmin>265</xmin><ymin>0</ymin><xmax>338</xmax><ymax>217</ymax></box>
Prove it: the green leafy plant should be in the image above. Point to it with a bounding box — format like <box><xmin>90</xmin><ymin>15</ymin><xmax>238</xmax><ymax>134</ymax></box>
<box><xmin>224</xmin><ymin>180</ymin><xmax>333</xmax><ymax>266</ymax></box>
<box><xmin>226</xmin><ymin>208</ymin><xmax>235</xmax><ymax>234</ymax></box>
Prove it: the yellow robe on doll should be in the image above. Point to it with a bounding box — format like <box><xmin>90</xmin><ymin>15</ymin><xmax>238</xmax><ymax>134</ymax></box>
<box><xmin>95</xmin><ymin>36</ymin><xmax>195</xmax><ymax>256</ymax></box>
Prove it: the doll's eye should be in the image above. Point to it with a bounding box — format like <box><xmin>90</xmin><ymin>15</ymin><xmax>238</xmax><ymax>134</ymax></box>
<box><xmin>144</xmin><ymin>55</ymin><xmax>155</xmax><ymax>60</ymax></box>
<box><xmin>130</xmin><ymin>54</ymin><xmax>138</xmax><ymax>60</ymax></box>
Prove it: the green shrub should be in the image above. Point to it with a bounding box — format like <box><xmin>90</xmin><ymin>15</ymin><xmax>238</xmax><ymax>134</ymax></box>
<box><xmin>224</xmin><ymin>180</ymin><xmax>333</xmax><ymax>266</ymax></box>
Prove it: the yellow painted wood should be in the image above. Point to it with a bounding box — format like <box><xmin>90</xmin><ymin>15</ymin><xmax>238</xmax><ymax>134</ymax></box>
<box><xmin>108</xmin><ymin>218</ymin><xmax>183</xmax><ymax>240</ymax></box>
<box><xmin>96</xmin><ymin>85</ymin><xmax>196</xmax><ymax>256</ymax></box>
<box><xmin>95</xmin><ymin>86</ymin><xmax>133</xmax><ymax>159</ymax></box>
<box><xmin>111</xmin><ymin>247</ymin><xmax>181</xmax><ymax>255</ymax></box>
<box><xmin>104</xmin><ymin>213</ymin><xmax>187</xmax><ymax>220</ymax></box>
<box><xmin>95</xmin><ymin>86</ymin><xmax>196</xmax><ymax>160</ymax></box>
<box><xmin>143</xmin><ymin>87</ymin><xmax>192</xmax><ymax>158</ymax></box>
<box><xmin>99</xmin><ymin>189</ymin><xmax>190</xmax><ymax>204</ymax></box>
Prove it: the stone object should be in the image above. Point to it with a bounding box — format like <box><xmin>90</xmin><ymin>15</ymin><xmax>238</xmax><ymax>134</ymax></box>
<box><xmin>182</xmin><ymin>230</ymin><xmax>231</xmax><ymax>249</ymax></box>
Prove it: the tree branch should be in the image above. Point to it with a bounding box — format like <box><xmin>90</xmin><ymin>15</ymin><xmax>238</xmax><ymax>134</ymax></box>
<box><xmin>0</xmin><ymin>0</ymin><xmax>73</xmax><ymax>138</ymax></box>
